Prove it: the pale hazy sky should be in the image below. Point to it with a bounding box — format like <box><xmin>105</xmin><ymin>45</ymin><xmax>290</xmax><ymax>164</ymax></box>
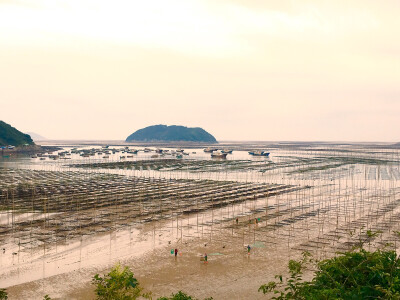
<box><xmin>1</xmin><ymin>0</ymin><xmax>399</xmax><ymax>141</ymax></box>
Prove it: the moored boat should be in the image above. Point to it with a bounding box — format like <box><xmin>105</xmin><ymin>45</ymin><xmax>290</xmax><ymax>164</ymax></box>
<box><xmin>248</xmin><ymin>151</ymin><xmax>270</xmax><ymax>157</ymax></box>
<box><xmin>211</xmin><ymin>151</ymin><xmax>228</xmax><ymax>159</ymax></box>
<box><xmin>204</xmin><ymin>147</ymin><xmax>218</xmax><ymax>153</ymax></box>
<box><xmin>221</xmin><ymin>149</ymin><xmax>233</xmax><ymax>154</ymax></box>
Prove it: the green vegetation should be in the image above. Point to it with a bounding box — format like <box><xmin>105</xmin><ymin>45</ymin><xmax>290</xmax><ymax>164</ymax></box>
<box><xmin>0</xmin><ymin>120</ymin><xmax>33</xmax><ymax>146</ymax></box>
<box><xmin>0</xmin><ymin>289</ymin><xmax>7</xmax><ymax>300</ymax></box>
<box><xmin>259</xmin><ymin>247</ymin><xmax>400</xmax><ymax>299</ymax></box>
<box><xmin>92</xmin><ymin>264</ymin><xmax>214</xmax><ymax>300</ymax></box>
<box><xmin>126</xmin><ymin>125</ymin><xmax>217</xmax><ymax>143</ymax></box>
<box><xmin>92</xmin><ymin>264</ymin><xmax>144</xmax><ymax>300</ymax></box>
<box><xmin>158</xmin><ymin>291</ymin><xmax>213</xmax><ymax>300</ymax></box>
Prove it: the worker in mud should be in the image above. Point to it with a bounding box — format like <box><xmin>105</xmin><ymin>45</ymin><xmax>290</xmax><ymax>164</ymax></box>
<box><xmin>175</xmin><ymin>248</ymin><xmax>178</xmax><ymax>257</ymax></box>
<box><xmin>247</xmin><ymin>245</ymin><xmax>251</xmax><ymax>254</ymax></box>
<box><xmin>204</xmin><ymin>253</ymin><xmax>208</xmax><ymax>263</ymax></box>
<box><xmin>236</xmin><ymin>217</ymin><xmax>238</xmax><ymax>225</ymax></box>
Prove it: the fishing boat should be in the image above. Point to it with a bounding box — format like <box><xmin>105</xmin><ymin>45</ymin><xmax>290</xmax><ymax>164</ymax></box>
<box><xmin>248</xmin><ymin>151</ymin><xmax>270</xmax><ymax>157</ymax></box>
<box><xmin>204</xmin><ymin>147</ymin><xmax>217</xmax><ymax>153</ymax></box>
<box><xmin>221</xmin><ymin>149</ymin><xmax>233</xmax><ymax>154</ymax></box>
<box><xmin>211</xmin><ymin>151</ymin><xmax>228</xmax><ymax>159</ymax></box>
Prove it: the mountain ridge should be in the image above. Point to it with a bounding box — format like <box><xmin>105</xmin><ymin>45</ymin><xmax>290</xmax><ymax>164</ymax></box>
<box><xmin>0</xmin><ymin>121</ymin><xmax>34</xmax><ymax>146</ymax></box>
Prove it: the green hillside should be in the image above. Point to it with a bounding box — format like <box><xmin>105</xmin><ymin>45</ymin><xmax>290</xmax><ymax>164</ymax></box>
<box><xmin>126</xmin><ymin>125</ymin><xmax>217</xmax><ymax>143</ymax></box>
<box><xmin>0</xmin><ymin>121</ymin><xmax>34</xmax><ymax>146</ymax></box>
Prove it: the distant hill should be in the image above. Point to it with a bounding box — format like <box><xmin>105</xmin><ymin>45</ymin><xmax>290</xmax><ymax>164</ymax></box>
<box><xmin>0</xmin><ymin>121</ymin><xmax>34</xmax><ymax>146</ymax></box>
<box><xmin>126</xmin><ymin>125</ymin><xmax>217</xmax><ymax>143</ymax></box>
<box><xmin>27</xmin><ymin>132</ymin><xmax>47</xmax><ymax>141</ymax></box>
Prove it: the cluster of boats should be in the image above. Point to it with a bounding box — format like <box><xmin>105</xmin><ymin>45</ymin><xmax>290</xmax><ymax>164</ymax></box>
<box><xmin>203</xmin><ymin>147</ymin><xmax>233</xmax><ymax>159</ymax></box>
<box><xmin>30</xmin><ymin>146</ymin><xmax>196</xmax><ymax>160</ymax></box>
<box><xmin>29</xmin><ymin>146</ymin><xmax>270</xmax><ymax>161</ymax></box>
<box><xmin>74</xmin><ymin>147</ymin><xmax>186</xmax><ymax>159</ymax></box>
<box><xmin>203</xmin><ymin>147</ymin><xmax>270</xmax><ymax>158</ymax></box>
<box><xmin>0</xmin><ymin>145</ymin><xmax>15</xmax><ymax>150</ymax></box>
<box><xmin>31</xmin><ymin>153</ymin><xmax>66</xmax><ymax>160</ymax></box>
<box><xmin>149</xmin><ymin>148</ymin><xmax>193</xmax><ymax>159</ymax></box>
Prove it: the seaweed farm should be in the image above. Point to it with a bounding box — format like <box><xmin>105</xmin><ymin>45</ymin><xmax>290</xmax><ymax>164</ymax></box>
<box><xmin>0</xmin><ymin>169</ymin><xmax>299</xmax><ymax>247</ymax></box>
<box><xmin>1</xmin><ymin>143</ymin><xmax>400</xmax><ymax>298</ymax></box>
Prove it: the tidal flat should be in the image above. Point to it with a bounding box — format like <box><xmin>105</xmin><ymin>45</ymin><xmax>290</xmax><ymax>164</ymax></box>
<box><xmin>1</xmin><ymin>142</ymin><xmax>400</xmax><ymax>299</ymax></box>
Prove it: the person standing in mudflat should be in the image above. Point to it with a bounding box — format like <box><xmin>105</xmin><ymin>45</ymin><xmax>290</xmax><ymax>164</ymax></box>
<box><xmin>175</xmin><ymin>248</ymin><xmax>178</xmax><ymax>257</ymax></box>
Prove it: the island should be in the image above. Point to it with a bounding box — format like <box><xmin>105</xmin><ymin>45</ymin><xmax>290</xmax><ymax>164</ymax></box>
<box><xmin>0</xmin><ymin>120</ymin><xmax>34</xmax><ymax>146</ymax></box>
<box><xmin>126</xmin><ymin>125</ymin><xmax>217</xmax><ymax>143</ymax></box>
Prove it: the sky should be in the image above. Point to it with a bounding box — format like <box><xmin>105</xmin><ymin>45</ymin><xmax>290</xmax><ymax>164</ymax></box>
<box><xmin>0</xmin><ymin>0</ymin><xmax>399</xmax><ymax>142</ymax></box>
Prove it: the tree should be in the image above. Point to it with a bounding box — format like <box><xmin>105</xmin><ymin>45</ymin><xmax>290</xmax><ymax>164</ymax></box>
<box><xmin>92</xmin><ymin>264</ymin><xmax>143</xmax><ymax>300</ymax></box>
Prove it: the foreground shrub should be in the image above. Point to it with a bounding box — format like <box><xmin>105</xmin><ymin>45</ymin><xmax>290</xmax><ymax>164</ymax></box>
<box><xmin>0</xmin><ymin>289</ymin><xmax>7</xmax><ymax>300</ymax></box>
<box><xmin>259</xmin><ymin>248</ymin><xmax>400</xmax><ymax>299</ymax></box>
<box><xmin>158</xmin><ymin>291</ymin><xmax>213</xmax><ymax>300</ymax></box>
<box><xmin>92</xmin><ymin>264</ymin><xmax>142</xmax><ymax>300</ymax></box>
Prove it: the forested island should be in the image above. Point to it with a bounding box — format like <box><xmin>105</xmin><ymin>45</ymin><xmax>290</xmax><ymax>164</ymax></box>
<box><xmin>126</xmin><ymin>125</ymin><xmax>217</xmax><ymax>143</ymax></box>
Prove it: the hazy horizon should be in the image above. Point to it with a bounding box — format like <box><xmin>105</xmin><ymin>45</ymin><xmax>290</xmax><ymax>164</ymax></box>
<box><xmin>1</xmin><ymin>1</ymin><xmax>399</xmax><ymax>142</ymax></box>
